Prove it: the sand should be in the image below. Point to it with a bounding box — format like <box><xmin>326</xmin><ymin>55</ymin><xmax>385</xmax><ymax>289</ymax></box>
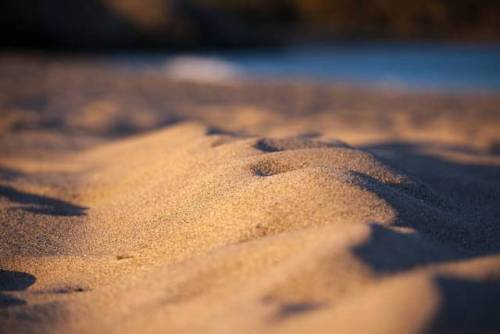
<box><xmin>1</xmin><ymin>56</ymin><xmax>500</xmax><ymax>333</ymax></box>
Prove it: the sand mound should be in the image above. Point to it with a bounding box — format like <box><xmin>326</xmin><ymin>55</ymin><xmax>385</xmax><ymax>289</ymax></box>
<box><xmin>2</xmin><ymin>120</ymin><xmax>500</xmax><ymax>334</ymax></box>
<box><xmin>1</xmin><ymin>58</ymin><xmax>500</xmax><ymax>333</ymax></box>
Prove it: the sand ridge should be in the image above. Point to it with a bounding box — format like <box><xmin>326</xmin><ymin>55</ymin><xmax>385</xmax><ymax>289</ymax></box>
<box><xmin>1</xmin><ymin>60</ymin><xmax>500</xmax><ymax>333</ymax></box>
<box><xmin>2</xmin><ymin>119</ymin><xmax>500</xmax><ymax>333</ymax></box>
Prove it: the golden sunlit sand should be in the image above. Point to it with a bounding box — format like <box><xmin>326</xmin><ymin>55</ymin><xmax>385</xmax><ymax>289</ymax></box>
<box><xmin>1</xmin><ymin>59</ymin><xmax>500</xmax><ymax>333</ymax></box>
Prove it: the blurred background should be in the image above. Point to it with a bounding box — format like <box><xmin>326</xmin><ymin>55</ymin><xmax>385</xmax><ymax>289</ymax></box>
<box><xmin>1</xmin><ymin>0</ymin><xmax>500</xmax><ymax>155</ymax></box>
<box><xmin>2</xmin><ymin>0</ymin><xmax>500</xmax><ymax>49</ymax></box>
<box><xmin>0</xmin><ymin>0</ymin><xmax>499</xmax><ymax>90</ymax></box>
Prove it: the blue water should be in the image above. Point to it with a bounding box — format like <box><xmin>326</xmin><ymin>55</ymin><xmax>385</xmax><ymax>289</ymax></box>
<box><xmin>119</xmin><ymin>43</ymin><xmax>500</xmax><ymax>92</ymax></box>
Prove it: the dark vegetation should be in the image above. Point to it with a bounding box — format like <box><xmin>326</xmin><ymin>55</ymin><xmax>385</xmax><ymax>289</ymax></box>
<box><xmin>1</xmin><ymin>0</ymin><xmax>499</xmax><ymax>50</ymax></box>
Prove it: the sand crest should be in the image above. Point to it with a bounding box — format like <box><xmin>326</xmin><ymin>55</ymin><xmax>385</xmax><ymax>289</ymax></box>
<box><xmin>1</xmin><ymin>62</ymin><xmax>500</xmax><ymax>333</ymax></box>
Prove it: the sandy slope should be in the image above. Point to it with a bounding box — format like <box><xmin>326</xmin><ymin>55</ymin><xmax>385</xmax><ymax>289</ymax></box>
<box><xmin>1</xmin><ymin>59</ymin><xmax>500</xmax><ymax>333</ymax></box>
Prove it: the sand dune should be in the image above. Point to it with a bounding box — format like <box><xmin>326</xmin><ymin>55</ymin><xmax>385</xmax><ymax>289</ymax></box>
<box><xmin>1</xmin><ymin>60</ymin><xmax>500</xmax><ymax>333</ymax></box>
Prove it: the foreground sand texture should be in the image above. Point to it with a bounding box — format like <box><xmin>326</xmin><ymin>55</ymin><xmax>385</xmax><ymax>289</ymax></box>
<box><xmin>1</xmin><ymin>57</ymin><xmax>500</xmax><ymax>333</ymax></box>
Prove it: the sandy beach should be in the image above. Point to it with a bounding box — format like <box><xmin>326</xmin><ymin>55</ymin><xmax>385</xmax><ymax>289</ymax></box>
<box><xmin>1</xmin><ymin>56</ymin><xmax>500</xmax><ymax>333</ymax></box>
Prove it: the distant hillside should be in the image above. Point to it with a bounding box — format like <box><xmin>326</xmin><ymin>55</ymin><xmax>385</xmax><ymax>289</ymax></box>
<box><xmin>1</xmin><ymin>0</ymin><xmax>499</xmax><ymax>50</ymax></box>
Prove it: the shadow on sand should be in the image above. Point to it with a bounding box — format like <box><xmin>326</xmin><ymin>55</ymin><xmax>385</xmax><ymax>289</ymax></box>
<box><xmin>0</xmin><ymin>270</ymin><xmax>36</xmax><ymax>308</ymax></box>
<box><xmin>351</xmin><ymin>141</ymin><xmax>500</xmax><ymax>333</ymax></box>
<box><xmin>0</xmin><ymin>185</ymin><xmax>87</xmax><ymax>217</ymax></box>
